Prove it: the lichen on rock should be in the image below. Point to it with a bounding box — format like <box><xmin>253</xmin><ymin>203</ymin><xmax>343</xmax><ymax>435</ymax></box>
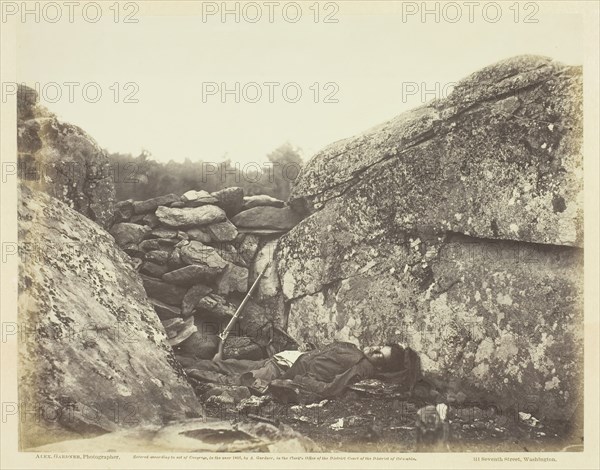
<box><xmin>276</xmin><ymin>56</ymin><xmax>583</xmax><ymax>420</ymax></box>
<box><xmin>18</xmin><ymin>183</ymin><xmax>201</xmax><ymax>449</ymax></box>
<box><xmin>17</xmin><ymin>85</ymin><xmax>116</xmax><ymax>229</ymax></box>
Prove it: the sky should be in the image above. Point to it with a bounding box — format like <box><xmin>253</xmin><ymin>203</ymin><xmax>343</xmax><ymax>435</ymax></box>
<box><xmin>15</xmin><ymin>1</ymin><xmax>585</xmax><ymax>165</ymax></box>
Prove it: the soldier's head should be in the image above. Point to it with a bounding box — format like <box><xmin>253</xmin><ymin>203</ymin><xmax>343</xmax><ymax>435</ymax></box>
<box><xmin>363</xmin><ymin>343</ymin><xmax>406</xmax><ymax>372</ymax></box>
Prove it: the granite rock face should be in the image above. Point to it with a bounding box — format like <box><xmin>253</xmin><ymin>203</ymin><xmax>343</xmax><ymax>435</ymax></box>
<box><xmin>17</xmin><ymin>85</ymin><xmax>115</xmax><ymax>229</ymax></box>
<box><xmin>18</xmin><ymin>183</ymin><xmax>201</xmax><ymax>449</ymax></box>
<box><xmin>276</xmin><ymin>56</ymin><xmax>583</xmax><ymax>420</ymax></box>
<box><xmin>289</xmin><ymin>56</ymin><xmax>583</xmax><ymax>247</ymax></box>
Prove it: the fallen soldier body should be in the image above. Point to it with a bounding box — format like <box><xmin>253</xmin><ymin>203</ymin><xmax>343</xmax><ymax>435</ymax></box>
<box><xmin>182</xmin><ymin>341</ymin><xmax>422</xmax><ymax>403</ymax></box>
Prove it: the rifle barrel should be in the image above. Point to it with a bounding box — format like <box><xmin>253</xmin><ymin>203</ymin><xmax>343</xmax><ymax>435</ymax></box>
<box><xmin>218</xmin><ymin>262</ymin><xmax>269</xmax><ymax>342</ymax></box>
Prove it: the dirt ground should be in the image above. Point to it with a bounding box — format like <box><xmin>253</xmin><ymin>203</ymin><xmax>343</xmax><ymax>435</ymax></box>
<box><xmin>201</xmin><ymin>387</ymin><xmax>583</xmax><ymax>453</ymax></box>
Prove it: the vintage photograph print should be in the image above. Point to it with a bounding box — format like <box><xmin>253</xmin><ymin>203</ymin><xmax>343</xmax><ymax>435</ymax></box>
<box><xmin>1</xmin><ymin>1</ymin><xmax>598</xmax><ymax>469</ymax></box>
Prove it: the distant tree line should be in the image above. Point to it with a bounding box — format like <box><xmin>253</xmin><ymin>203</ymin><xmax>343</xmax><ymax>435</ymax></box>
<box><xmin>108</xmin><ymin>143</ymin><xmax>303</xmax><ymax>202</ymax></box>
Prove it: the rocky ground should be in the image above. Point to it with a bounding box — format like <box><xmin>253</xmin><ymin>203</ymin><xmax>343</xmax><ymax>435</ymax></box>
<box><xmin>202</xmin><ymin>387</ymin><xmax>582</xmax><ymax>453</ymax></box>
<box><xmin>207</xmin><ymin>398</ymin><xmax>583</xmax><ymax>452</ymax></box>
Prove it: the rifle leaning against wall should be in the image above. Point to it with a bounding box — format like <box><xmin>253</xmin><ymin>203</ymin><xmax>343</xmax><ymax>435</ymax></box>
<box><xmin>212</xmin><ymin>261</ymin><xmax>271</xmax><ymax>362</ymax></box>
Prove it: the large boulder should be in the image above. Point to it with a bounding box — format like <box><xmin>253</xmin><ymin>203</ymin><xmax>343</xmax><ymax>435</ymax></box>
<box><xmin>290</xmin><ymin>56</ymin><xmax>583</xmax><ymax>247</ymax></box>
<box><xmin>276</xmin><ymin>56</ymin><xmax>583</xmax><ymax>420</ymax></box>
<box><xmin>17</xmin><ymin>85</ymin><xmax>115</xmax><ymax>229</ymax></box>
<box><xmin>18</xmin><ymin>183</ymin><xmax>201</xmax><ymax>449</ymax></box>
